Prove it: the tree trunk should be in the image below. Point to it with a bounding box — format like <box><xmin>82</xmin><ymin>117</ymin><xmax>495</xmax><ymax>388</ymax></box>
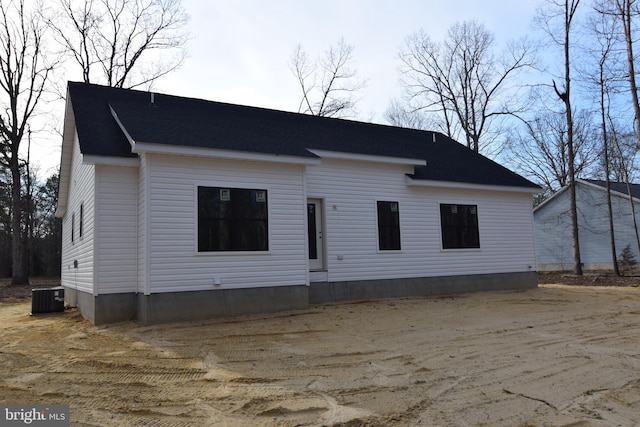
<box><xmin>610</xmin><ymin>130</ymin><xmax>640</xmax><ymax>269</ymax></box>
<box><xmin>604</xmin><ymin>168</ymin><xmax>620</xmax><ymax>276</ymax></box>
<box><xmin>599</xmin><ymin>53</ymin><xmax>620</xmax><ymax>275</ymax></box>
<box><xmin>9</xmin><ymin>150</ymin><xmax>27</xmax><ymax>285</ymax></box>
<box><xmin>618</xmin><ymin>0</ymin><xmax>640</xmax><ymax>148</ymax></box>
<box><xmin>568</xmin><ymin>175</ymin><xmax>583</xmax><ymax>275</ymax></box>
<box><xmin>625</xmin><ymin>180</ymin><xmax>640</xmax><ymax>261</ymax></box>
<box><xmin>563</xmin><ymin>0</ymin><xmax>583</xmax><ymax>276</ymax></box>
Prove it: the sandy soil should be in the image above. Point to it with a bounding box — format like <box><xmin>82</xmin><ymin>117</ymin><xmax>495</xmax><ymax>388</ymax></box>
<box><xmin>1</xmin><ymin>283</ymin><xmax>640</xmax><ymax>426</ymax></box>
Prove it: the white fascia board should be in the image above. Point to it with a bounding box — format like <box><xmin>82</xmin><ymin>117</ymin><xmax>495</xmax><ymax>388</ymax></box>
<box><xmin>535</xmin><ymin>180</ymin><xmax>640</xmax><ymax>213</ymax></box>
<box><xmin>133</xmin><ymin>141</ymin><xmax>321</xmax><ymax>165</ymax></box>
<box><xmin>55</xmin><ymin>95</ymin><xmax>76</xmax><ymax>218</ymax></box>
<box><xmin>406</xmin><ymin>176</ymin><xmax>541</xmax><ymax>194</ymax></box>
<box><xmin>533</xmin><ymin>186</ymin><xmax>568</xmax><ymax>212</ymax></box>
<box><xmin>307</xmin><ymin>148</ymin><xmax>427</xmax><ymax>166</ymax></box>
<box><xmin>55</xmin><ymin>203</ymin><xmax>67</xmax><ymax>218</ymax></box>
<box><xmin>55</xmin><ymin>205</ymin><xmax>66</xmax><ymax>218</ymax></box>
<box><xmin>82</xmin><ymin>154</ymin><xmax>139</xmax><ymax>167</ymax></box>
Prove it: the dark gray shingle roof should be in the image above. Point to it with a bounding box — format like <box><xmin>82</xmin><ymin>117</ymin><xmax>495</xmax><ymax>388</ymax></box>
<box><xmin>67</xmin><ymin>81</ymin><xmax>539</xmax><ymax>189</ymax></box>
<box><xmin>583</xmin><ymin>179</ymin><xmax>640</xmax><ymax>199</ymax></box>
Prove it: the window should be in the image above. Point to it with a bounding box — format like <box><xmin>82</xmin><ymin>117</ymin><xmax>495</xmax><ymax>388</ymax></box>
<box><xmin>198</xmin><ymin>186</ymin><xmax>268</xmax><ymax>252</ymax></box>
<box><xmin>440</xmin><ymin>204</ymin><xmax>480</xmax><ymax>249</ymax></box>
<box><xmin>377</xmin><ymin>201</ymin><xmax>401</xmax><ymax>250</ymax></box>
<box><xmin>71</xmin><ymin>213</ymin><xmax>75</xmax><ymax>243</ymax></box>
<box><xmin>79</xmin><ymin>203</ymin><xmax>84</xmax><ymax>238</ymax></box>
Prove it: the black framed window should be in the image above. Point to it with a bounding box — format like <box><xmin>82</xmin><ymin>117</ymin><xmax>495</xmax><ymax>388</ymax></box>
<box><xmin>440</xmin><ymin>204</ymin><xmax>480</xmax><ymax>249</ymax></box>
<box><xmin>377</xmin><ymin>201</ymin><xmax>401</xmax><ymax>250</ymax></box>
<box><xmin>79</xmin><ymin>203</ymin><xmax>84</xmax><ymax>238</ymax></box>
<box><xmin>71</xmin><ymin>213</ymin><xmax>75</xmax><ymax>243</ymax></box>
<box><xmin>198</xmin><ymin>187</ymin><xmax>268</xmax><ymax>252</ymax></box>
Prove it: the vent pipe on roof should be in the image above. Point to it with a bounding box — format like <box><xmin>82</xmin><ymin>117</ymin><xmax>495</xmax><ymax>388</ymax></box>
<box><xmin>432</xmin><ymin>133</ymin><xmax>436</xmax><ymax>143</ymax></box>
<box><xmin>150</xmin><ymin>92</ymin><xmax>155</xmax><ymax>105</ymax></box>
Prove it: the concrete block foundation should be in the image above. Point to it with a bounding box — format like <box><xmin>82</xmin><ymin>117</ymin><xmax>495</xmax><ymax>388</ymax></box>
<box><xmin>64</xmin><ymin>271</ymin><xmax>537</xmax><ymax>325</ymax></box>
<box><xmin>310</xmin><ymin>271</ymin><xmax>538</xmax><ymax>304</ymax></box>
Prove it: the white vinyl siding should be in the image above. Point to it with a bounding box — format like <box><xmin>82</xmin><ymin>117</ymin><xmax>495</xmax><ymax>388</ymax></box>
<box><xmin>306</xmin><ymin>158</ymin><xmax>537</xmax><ymax>283</ymax></box>
<box><xmin>535</xmin><ymin>182</ymin><xmax>640</xmax><ymax>270</ymax></box>
<box><xmin>144</xmin><ymin>154</ymin><xmax>307</xmax><ymax>293</ymax></box>
<box><xmin>94</xmin><ymin>165</ymin><xmax>138</xmax><ymax>294</ymax></box>
<box><xmin>60</xmin><ymin>132</ymin><xmax>95</xmax><ymax>294</ymax></box>
<box><xmin>138</xmin><ymin>153</ymin><xmax>150</xmax><ymax>294</ymax></box>
<box><xmin>535</xmin><ymin>189</ymin><xmax>573</xmax><ymax>269</ymax></box>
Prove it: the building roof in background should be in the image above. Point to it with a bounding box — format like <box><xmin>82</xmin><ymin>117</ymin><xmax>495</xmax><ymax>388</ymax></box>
<box><xmin>583</xmin><ymin>179</ymin><xmax>640</xmax><ymax>200</ymax></box>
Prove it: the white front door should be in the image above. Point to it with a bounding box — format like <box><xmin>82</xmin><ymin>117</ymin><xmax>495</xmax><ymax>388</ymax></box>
<box><xmin>307</xmin><ymin>199</ymin><xmax>324</xmax><ymax>271</ymax></box>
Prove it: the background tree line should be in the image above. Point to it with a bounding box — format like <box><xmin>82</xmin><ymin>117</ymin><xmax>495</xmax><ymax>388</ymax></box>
<box><xmin>0</xmin><ymin>0</ymin><xmax>189</xmax><ymax>283</ymax></box>
<box><xmin>292</xmin><ymin>0</ymin><xmax>640</xmax><ymax>276</ymax></box>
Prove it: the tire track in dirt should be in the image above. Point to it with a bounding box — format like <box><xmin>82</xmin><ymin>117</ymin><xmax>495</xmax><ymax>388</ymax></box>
<box><xmin>2</xmin><ymin>285</ymin><xmax>640</xmax><ymax>426</ymax></box>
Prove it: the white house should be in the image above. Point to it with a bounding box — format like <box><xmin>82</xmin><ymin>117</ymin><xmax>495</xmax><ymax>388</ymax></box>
<box><xmin>535</xmin><ymin>179</ymin><xmax>640</xmax><ymax>272</ymax></box>
<box><xmin>56</xmin><ymin>82</ymin><xmax>540</xmax><ymax>324</ymax></box>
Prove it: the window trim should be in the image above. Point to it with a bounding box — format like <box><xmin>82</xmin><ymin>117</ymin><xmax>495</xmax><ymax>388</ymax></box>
<box><xmin>195</xmin><ymin>184</ymin><xmax>271</xmax><ymax>254</ymax></box>
<box><xmin>438</xmin><ymin>202</ymin><xmax>481</xmax><ymax>251</ymax></box>
<box><xmin>375</xmin><ymin>200</ymin><xmax>402</xmax><ymax>252</ymax></box>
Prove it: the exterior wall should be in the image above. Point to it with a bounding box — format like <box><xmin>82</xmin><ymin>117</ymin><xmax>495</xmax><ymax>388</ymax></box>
<box><xmin>534</xmin><ymin>189</ymin><xmax>573</xmax><ymax>271</ymax></box>
<box><xmin>143</xmin><ymin>153</ymin><xmax>308</xmax><ymax>293</ymax></box>
<box><xmin>306</xmin><ymin>158</ymin><xmax>537</xmax><ymax>284</ymax></box>
<box><xmin>535</xmin><ymin>182</ymin><xmax>640</xmax><ymax>271</ymax></box>
<box><xmin>64</xmin><ymin>150</ymin><xmax>538</xmax><ymax>325</ymax></box>
<box><xmin>60</xmin><ymin>132</ymin><xmax>96</xmax><ymax>298</ymax></box>
<box><xmin>94</xmin><ymin>165</ymin><xmax>139</xmax><ymax>294</ymax></box>
<box><xmin>138</xmin><ymin>153</ymin><xmax>149</xmax><ymax>294</ymax></box>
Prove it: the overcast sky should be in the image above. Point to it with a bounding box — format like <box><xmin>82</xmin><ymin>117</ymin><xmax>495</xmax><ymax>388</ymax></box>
<box><xmin>35</xmin><ymin>0</ymin><xmax>541</xmax><ymax>174</ymax></box>
<box><xmin>158</xmin><ymin>0</ymin><xmax>540</xmax><ymax>118</ymax></box>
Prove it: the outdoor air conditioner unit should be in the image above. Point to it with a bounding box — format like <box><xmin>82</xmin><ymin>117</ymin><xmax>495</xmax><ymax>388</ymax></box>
<box><xmin>31</xmin><ymin>287</ymin><xmax>65</xmax><ymax>315</ymax></box>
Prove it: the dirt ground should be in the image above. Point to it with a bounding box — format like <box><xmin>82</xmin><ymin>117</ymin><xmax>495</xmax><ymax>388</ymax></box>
<box><xmin>1</xmin><ymin>276</ymin><xmax>640</xmax><ymax>426</ymax></box>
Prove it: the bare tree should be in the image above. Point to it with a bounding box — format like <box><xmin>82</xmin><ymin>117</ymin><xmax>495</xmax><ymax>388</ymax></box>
<box><xmin>398</xmin><ymin>21</ymin><xmax>535</xmax><ymax>153</ymax></box>
<box><xmin>610</xmin><ymin>127</ymin><xmax>640</xmax><ymax>260</ymax></box>
<box><xmin>290</xmin><ymin>38</ymin><xmax>366</xmax><ymax>118</ymax></box>
<box><xmin>538</xmin><ymin>0</ymin><xmax>583</xmax><ymax>275</ymax></box>
<box><xmin>51</xmin><ymin>0</ymin><xmax>189</xmax><ymax>89</ymax></box>
<box><xmin>0</xmin><ymin>0</ymin><xmax>56</xmax><ymax>285</ymax></box>
<box><xmin>383</xmin><ymin>98</ymin><xmax>431</xmax><ymax>130</ymax></box>
<box><xmin>605</xmin><ymin>129</ymin><xmax>638</xmax><ymax>182</ymax></box>
<box><xmin>590</xmin><ymin>6</ymin><xmax>622</xmax><ymax>275</ymax></box>
<box><xmin>508</xmin><ymin>111</ymin><xmax>598</xmax><ymax>196</ymax></box>
<box><xmin>613</xmin><ymin>0</ymin><xmax>640</xmax><ymax>147</ymax></box>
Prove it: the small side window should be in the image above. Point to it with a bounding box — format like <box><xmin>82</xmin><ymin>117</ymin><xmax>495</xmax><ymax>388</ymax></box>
<box><xmin>377</xmin><ymin>201</ymin><xmax>401</xmax><ymax>250</ymax></box>
<box><xmin>79</xmin><ymin>203</ymin><xmax>84</xmax><ymax>238</ymax></box>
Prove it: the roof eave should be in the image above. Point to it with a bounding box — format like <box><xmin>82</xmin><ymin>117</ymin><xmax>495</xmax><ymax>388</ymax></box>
<box><xmin>406</xmin><ymin>176</ymin><xmax>541</xmax><ymax>194</ymax></box>
<box><xmin>578</xmin><ymin>178</ymin><xmax>640</xmax><ymax>203</ymax></box>
<box><xmin>535</xmin><ymin>179</ymin><xmax>640</xmax><ymax>213</ymax></box>
<box><xmin>55</xmin><ymin>93</ymin><xmax>76</xmax><ymax>218</ymax></box>
<box><xmin>132</xmin><ymin>141</ymin><xmax>322</xmax><ymax>165</ymax></box>
<box><xmin>307</xmin><ymin>148</ymin><xmax>427</xmax><ymax>166</ymax></box>
<box><xmin>82</xmin><ymin>154</ymin><xmax>139</xmax><ymax>167</ymax></box>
